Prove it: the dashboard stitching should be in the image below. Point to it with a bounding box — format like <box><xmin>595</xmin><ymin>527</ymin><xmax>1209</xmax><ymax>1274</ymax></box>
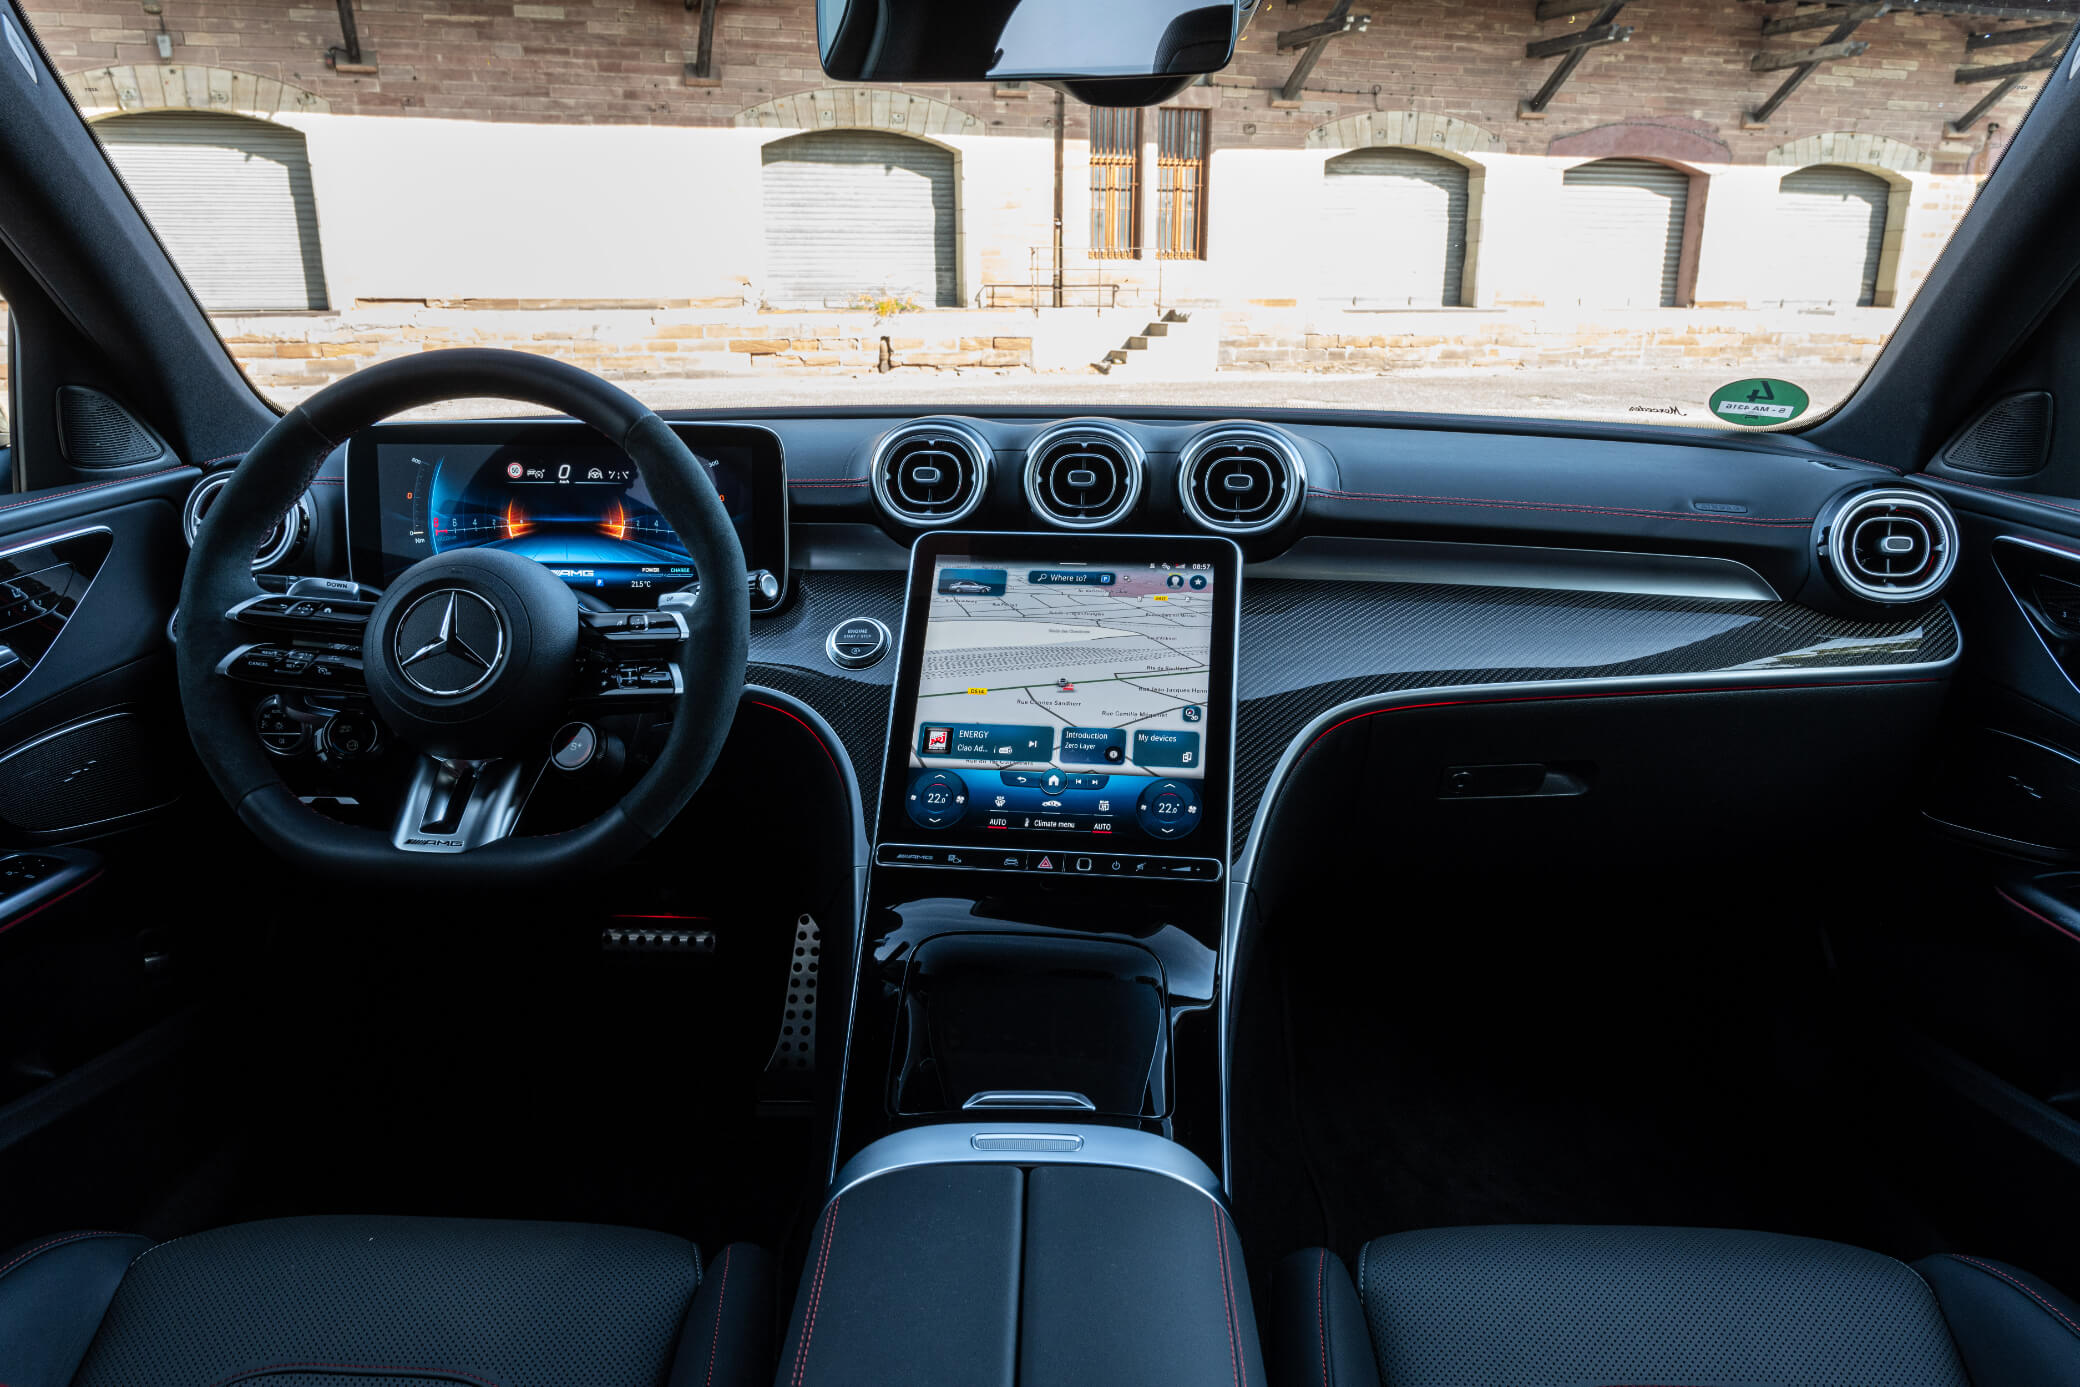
<box><xmin>1310</xmin><ymin>487</ymin><xmax>1814</xmax><ymax>527</ymax></box>
<box><xmin>0</xmin><ymin>465</ymin><xmax>189</xmax><ymax>512</ymax></box>
<box><xmin>1933</xmin><ymin>476</ymin><xmax>2080</xmax><ymax>519</ymax></box>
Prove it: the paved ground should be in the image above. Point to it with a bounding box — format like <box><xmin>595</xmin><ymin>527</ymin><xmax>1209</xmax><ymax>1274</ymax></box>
<box><xmin>368</xmin><ymin>360</ymin><xmax>1873</xmax><ymax>429</ymax></box>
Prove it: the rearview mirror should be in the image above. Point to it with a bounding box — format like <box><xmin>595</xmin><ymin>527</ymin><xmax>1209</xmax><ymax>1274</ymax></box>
<box><xmin>817</xmin><ymin>0</ymin><xmax>1239</xmax><ymax>105</ymax></box>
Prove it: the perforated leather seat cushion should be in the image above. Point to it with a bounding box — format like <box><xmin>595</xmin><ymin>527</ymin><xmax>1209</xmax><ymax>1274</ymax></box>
<box><xmin>1356</xmin><ymin>1225</ymin><xmax>1971</xmax><ymax>1387</ymax></box>
<box><xmin>69</xmin><ymin>1215</ymin><xmax>705</xmax><ymax>1387</ymax></box>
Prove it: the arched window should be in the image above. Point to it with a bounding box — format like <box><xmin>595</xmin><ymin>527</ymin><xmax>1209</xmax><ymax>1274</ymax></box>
<box><xmin>1560</xmin><ymin>158</ymin><xmax>1690</xmax><ymax>307</ymax></box>
<box><xmin>1322</xmin><ymin>148</ymin><xmax>1469</xmax><ymax>308</ymax></box>
<box><xmin>761</xmin><ymin>130</ymin><xmax>957</xmax><ymax>309</ymax></box>
<box><xmin>1775</xmin><ymin>165</ymin><xmax>1891</xmax><ymax>307</ymax></box>
<box><xmin>96</xmin><ymin>111</ymin><xmax>328</xmax><ymax>311</ymax></box>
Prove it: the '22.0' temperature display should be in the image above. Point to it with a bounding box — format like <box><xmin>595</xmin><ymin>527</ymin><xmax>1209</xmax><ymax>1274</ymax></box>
<box><xmin>902</xmin><ymin>557</ymin><xmax>1216</xmax><ymax>841</ymax></box>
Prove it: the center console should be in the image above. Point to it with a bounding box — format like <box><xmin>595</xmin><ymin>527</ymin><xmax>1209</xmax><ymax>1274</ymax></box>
<box><xmin>776</xmin><ymin>1126</ymin><xmax>1265</xmax><ymax>1387</ymax></box>
<box><xmin>836</xmin><ymin>530</ymin><xmax>1241</xmax><ymax>1182</ymax></box>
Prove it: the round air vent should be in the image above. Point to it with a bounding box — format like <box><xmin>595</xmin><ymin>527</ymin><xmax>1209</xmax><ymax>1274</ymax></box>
<box><xmin>1821</xmin><ymin>488</ymin><xmax>1958</xmax><ymax>606</ymax></box>
<box><xmin>1177</xmin><ymin>423</ymin><xmax>1307</xmax><ymax>534</ymax></box>
<box><xmin>183</xmin><ymin>471</ymin><xmax>308</xmax><ymax>571</ymax></box>
<box><xmin>870</xmin><ymin>419</ymin><xmax>992</xmax><ymax>527</ymax></box>
<box><xmin>1023</xmin><ymin>420</ymin><xmax>1146</xmax><ymax>529</ymax></box>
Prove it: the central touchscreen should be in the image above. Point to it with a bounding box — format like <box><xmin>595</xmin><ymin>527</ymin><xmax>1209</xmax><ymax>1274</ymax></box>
<box><xmin>881</xmin><ymin>533</ymin><xmax>1238</xmax><ymax>867</ymax></box>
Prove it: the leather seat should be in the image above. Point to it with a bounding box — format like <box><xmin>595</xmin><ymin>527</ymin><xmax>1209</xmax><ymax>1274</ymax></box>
<box><xmin>2</xmin><ymin>1215</ymin><xmax>772</xmax><ymax>1387</ymax></box>
<box><xmin>1271</xmin><ymin>1225</ymin><xmax>2080</xmax><ymax>1387</ymax></box>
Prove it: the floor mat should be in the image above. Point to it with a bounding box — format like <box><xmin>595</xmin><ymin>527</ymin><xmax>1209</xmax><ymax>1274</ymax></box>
<box><xmin>1231</xmin><ymin>873</ymin><xmax>1939</xmax><ymax>1273</ymax></box>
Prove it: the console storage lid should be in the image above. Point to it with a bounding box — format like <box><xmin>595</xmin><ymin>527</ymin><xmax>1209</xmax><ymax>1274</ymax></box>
<box><xmin>779</xmin><ymin>1127</ymin><xmax>1265</xmax><ymax>1387</ymax></box>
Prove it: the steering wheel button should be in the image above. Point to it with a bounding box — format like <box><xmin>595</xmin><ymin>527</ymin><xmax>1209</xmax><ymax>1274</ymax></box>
<box><xmin>551</xmin><ymin>721</ymin><xmax>598</xmax><ymax>771</ymax></box>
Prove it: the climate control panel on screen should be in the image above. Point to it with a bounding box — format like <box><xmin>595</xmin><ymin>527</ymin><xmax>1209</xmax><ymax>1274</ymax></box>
<box><xmin>905</xmin><ymin>766</ymin><xmax>1200</xmax><ymax>839</ymax></box>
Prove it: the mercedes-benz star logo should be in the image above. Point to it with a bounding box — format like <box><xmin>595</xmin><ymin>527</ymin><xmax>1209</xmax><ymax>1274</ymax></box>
<box><xmin>393</xmin><ymin>589</ymin><xmax>506</xmax><ymax>697</ymax></box>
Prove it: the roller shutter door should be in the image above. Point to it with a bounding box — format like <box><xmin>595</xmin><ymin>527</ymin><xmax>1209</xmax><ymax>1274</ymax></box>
<box><xmin>1561</xmin><ymin>158</ymin><xmax>1689</xmax><ymax>307</ymax></box>
<box><xmin>97</xmin><ymin>112</ymin><xmax>328</xmax><ymax>311</ymax></box>
<box><xmin>1321</xmin><ymin>148</ymin><xmax>1468</xmax><ymax>308</ymax></box>
<box><xmin>1775</xmin><ymin>164</ymin><xmax>1888</xmax><ymax>307</ymax></box>
<box><xmin>762</xmin><ymin>130</ymin><xmax>958</xmax><ymax>309</ymax></box>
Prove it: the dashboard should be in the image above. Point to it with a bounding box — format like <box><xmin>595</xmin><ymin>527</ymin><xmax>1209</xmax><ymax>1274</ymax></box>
<box><xmin>287</xmin><ymin>405</ymin><xmax>1961</xmax><ymax>878</ymax></box>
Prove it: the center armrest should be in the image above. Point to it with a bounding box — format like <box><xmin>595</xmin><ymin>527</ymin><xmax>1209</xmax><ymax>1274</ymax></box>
<box><xmin>777</xmin><ymin>1127</ymin><xmax>1266</xmax><ymax>1387</ymax></box>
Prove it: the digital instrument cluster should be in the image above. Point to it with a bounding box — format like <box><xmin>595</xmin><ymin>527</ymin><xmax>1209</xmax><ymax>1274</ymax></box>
<box><xmin>346</xmin><ymin>422</ymin><xmax>787</xmax><ymax>608</ymax></box>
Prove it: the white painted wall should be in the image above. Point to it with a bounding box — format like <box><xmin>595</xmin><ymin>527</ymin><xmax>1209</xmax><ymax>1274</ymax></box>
<box><xmin>279</xmin><ymin>114</ymin><xmax>767</xmax><ymax>303</ymax></box>
<box><xmin>268</xmin><ymin>110</ymin><xmax>1979</xmax><ymax>322</ymax></box>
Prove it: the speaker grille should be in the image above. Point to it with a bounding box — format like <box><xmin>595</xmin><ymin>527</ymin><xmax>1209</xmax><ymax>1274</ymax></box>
<box><xmin>56</xmin><ymin>387</ymin><xmax>162</xmax><ymax>468</ymax></box>
<box><xmin>1942</xmin><ymin>391</ymin><xmax>2052</xmax><ymax>477</ymax></box>
<box><xmin>0</xmin><ymin>711</ymin><xmax>180</xmax><ymax>833</ymax></box>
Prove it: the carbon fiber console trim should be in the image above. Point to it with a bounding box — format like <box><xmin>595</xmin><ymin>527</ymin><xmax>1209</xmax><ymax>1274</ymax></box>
<box><xmin>747</xmin><ymin>569</ymin><xmax>904</xmax><ymax>806</ymax></box>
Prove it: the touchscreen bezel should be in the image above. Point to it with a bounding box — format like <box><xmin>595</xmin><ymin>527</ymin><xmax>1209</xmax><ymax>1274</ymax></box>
<box><xmin>876</xmin><ymin>530</ymin><xmax>1242</xmax><ymax>863</ymax></box>
<box><xmin>343</xmin><ymin>420</ymin><xmax>788</xmax><ymax>607</ymax></box>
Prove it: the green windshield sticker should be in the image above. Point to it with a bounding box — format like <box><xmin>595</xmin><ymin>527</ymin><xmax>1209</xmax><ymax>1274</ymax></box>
<box><xmin>1709</xmin><ymin>378</ymin><xmax>1811</xmax><ymax>426</ymax></box>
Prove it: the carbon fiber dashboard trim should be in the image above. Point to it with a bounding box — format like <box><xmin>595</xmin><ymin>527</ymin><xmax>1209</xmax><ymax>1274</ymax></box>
<box><xmin>759</xmin><ymin>573</ymin><xmax>1958</xmax><ymax>867</ymax></box>
<box><xmin>747</xmin><ymin>569</ymin><xmax>904</xmax><ymax>806</ymax></box>
<box><xmin>1230</xmin><ymin>581</ymin><xmax>1956</xmax><ymax>858</ymax></box>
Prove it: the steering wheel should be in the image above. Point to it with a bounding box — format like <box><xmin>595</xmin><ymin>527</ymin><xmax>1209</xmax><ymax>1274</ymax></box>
<box><xmin>176</xmin><ymin>349</ymin><xmax>750</xmax><ymax>885</ymax></box>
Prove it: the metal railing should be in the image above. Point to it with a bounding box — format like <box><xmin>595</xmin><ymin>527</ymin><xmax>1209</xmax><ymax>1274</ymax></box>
<box><xmin>979</xmin><ymin>246</ymin><xmax>1159</xmax><ymax>311</ymax></box>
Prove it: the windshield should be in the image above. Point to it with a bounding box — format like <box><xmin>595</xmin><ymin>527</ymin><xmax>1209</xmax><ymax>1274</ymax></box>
<box><xmin>23</xmin><ymin>0</ymin><xmax>2064</xmax><ymax>429</ymax></box>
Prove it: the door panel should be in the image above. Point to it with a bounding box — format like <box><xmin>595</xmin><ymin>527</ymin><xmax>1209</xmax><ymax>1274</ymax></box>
<box><xmin>0</xmin><ymin>464</ymin><xmax>228</xmax><ymax>1248</ymax></box>
<box><xmin>1849</xmin><ymin>478</ymin><xmax>2080</xmax><ymax>1287</ymax></box>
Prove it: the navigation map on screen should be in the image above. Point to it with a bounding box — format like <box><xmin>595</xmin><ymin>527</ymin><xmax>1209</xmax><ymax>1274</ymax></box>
<box><xmin>914</xmin><ymin>556</ymin><xmax>1214</xmax><ymax>778</ymax></box>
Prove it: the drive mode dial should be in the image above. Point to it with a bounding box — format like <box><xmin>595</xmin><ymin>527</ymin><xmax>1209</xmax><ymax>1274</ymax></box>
<box><xmin>906</xmin><ymin>769</ymin><xmax>969</xmax><ymax>829</ymax></box>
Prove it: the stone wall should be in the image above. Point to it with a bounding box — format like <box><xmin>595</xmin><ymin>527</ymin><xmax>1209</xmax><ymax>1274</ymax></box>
<box><xmin>1219</xmin><ymin>305</ymin><xmax>1900</xmax><ymax>372</ymax></box>
<box><xmin>213</xmin><ymin>302</ymin><xmax>1074</xmax><ymax>399</ymax></box>
<box><xmin>22</xmin><ymin>0</ymin><xmax>2047</xmax><ymax>159</ymax></box>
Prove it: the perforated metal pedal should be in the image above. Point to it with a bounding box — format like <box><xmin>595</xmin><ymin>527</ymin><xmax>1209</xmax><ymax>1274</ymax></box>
<box><xmin>759</xmin><ymin>913</ymin><xmax>821</xmax><ymax>1107</ymax></box>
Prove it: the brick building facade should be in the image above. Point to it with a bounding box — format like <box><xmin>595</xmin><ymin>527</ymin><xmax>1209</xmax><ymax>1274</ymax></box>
<box><xmin>13</xmin><ymin>0</ymin><xmax>2054</xmax><ymax>397</ymax></box>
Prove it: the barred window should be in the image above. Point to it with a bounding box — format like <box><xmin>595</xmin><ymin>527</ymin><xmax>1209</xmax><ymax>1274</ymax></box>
<box><xmin>1156</xmin><ymin>108</ymin><xmax>1208</xmax><ymax>260</ymax></box>
<box><xmin>1089</xmin><ymin>108</ymin><xmax>1141</xmax><ymax>259</ymax></box>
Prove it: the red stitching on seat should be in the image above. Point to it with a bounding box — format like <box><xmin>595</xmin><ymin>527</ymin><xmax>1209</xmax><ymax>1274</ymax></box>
<box><xmin>0</xmin><ymin>468</ymin><xmax>187</xmax><ymax>514</ymax></box>
<box><xmin>0</xmin><ymin>1230</ymin><xmax>132</xmax><ymax>1281</ymax></box>
<box><xmin>704</xmin><ymin>1245</ymin><xmax>733</xmax><ymax>1387</ymax></box>
<box><xmin>791</xmin><ymin>1199</ymin><xmax>840</xmax><ymax>1387</ymax></box>
<box><xmin>205</xmin><ymin>1362</ymin><xmax>503</xmax><ymax>1387</ymax></box>
<box><xmin>1214</xmin><ymin>1203</ymin><xmax>1242</xmax><ymax>1387</ymax></box>
<box><xmin>1317</xmin><ymin>1249</ymin><xmax>1330</xmax><ymax>1387</ymax></box>
<box><xmin>1947</xmin><ymin>1255</ymin><xmax>2080</xmax><ymax>1340</ymax></box>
